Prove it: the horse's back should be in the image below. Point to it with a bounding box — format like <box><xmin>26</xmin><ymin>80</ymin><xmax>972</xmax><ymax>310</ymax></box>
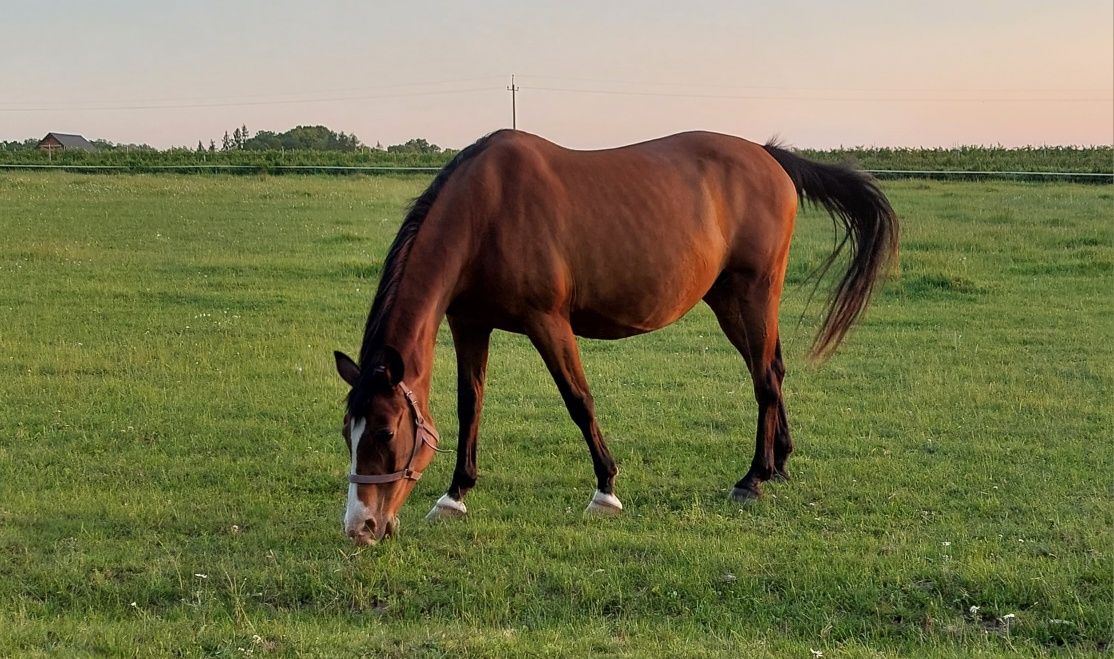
<box><xmin>445</xmin><ymin>131</ymin><xmax>798</xmax><ymax>337</ymax></box>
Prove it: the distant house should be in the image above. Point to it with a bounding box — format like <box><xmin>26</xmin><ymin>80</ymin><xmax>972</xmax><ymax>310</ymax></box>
<box><xmin>37</xmin><ymin>132</ymin><xmax>97</xmax><ymax>152</ymax></box>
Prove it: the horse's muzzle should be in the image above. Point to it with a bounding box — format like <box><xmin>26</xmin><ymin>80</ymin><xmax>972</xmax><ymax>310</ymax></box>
<box><xmin>346</xmin><ymin>516</ymin><xmax>399</xmax><ymax>545</ymax></box>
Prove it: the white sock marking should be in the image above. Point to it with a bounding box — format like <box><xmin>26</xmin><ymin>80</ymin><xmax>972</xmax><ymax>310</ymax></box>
<box><xmin>587</xmin><ymin>489</ymin><xmax>623</xmax><ymax>512</ymax></box>
<box><xmin>425</xmin><ymin>493</ymin><xmax>467</xmax><ymax>520</ymax></box>
<box><xmin>434</xmin><ymin>494</ymin><xmax>467</xmax><ymax>513</ymax></box>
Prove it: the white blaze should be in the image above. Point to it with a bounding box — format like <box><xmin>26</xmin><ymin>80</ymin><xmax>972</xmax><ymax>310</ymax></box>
<box><xmin>344</xmin><ymin>418</ymin><xmax>370</xmax><ymax>532</ymax></box>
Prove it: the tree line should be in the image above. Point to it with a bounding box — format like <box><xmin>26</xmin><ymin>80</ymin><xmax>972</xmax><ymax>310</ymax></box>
<box><xmin>201</xmin><ymin>124</ymin><xmax>365</xmax><ymax>153</ymax></box>
<box><xmin>1</xmin><ymin>125</ymin><xmax>448</xmax><ymax>155</ymax></box>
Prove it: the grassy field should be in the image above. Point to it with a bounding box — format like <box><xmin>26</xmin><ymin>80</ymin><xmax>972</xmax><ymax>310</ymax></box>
<box><xmin>0</xmin><ymin>172</ymin><xmax>1110</xmax><ymax>657</ymax></box>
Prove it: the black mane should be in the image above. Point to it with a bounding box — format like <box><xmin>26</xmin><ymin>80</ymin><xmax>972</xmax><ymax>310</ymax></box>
<box><xmin>347</xmin><ymin>131</ymin><xmax>501</xmax><ymax>414</ymax></box>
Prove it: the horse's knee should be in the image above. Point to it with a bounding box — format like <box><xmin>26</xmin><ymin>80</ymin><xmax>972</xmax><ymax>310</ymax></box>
<box><xmin>563</xmin><ymin>389</ymin><xmax>596</xmax><ymax>426</ymax></box>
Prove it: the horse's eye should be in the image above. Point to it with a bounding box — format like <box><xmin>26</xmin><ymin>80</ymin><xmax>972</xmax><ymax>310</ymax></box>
<box><xmin>373</xmin><ymin>428</ymin><xmax>395</xmax><ymax>442</ymax></box>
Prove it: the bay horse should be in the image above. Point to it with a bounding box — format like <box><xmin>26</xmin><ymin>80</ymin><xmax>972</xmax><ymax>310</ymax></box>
<box><xmin>334</xmin><ymin>129</ymin><xmax>898</xmax><ymax>545</ymax></box>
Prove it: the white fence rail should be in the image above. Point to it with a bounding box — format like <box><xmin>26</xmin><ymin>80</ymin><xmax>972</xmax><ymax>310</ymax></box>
<box><xmin>864</xmin><ymin>168</ymin><xmax>1112</xmax><ymax>179</ymax></box>
<box><xmin>0</xmin><ymin>163</ymin><xmax>1110</xmax><ymax>180</ymax></box>
<box><xmin>0</xmin><ymin>163</ymin><xmax>442</xmax><ymax>172</ymax></box>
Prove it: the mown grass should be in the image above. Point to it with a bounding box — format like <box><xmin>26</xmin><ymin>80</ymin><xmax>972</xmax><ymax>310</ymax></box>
<box><xmin>0</xmin><ymin>173</ymin><xmax>1110</xmax><ymax>657</ymax></box>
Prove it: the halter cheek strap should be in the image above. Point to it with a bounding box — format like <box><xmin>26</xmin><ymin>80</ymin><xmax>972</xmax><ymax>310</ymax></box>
<box><xmin>348</xmin><ymin>381</ymin><xmax>442</xmax><ymax>485</ymax></box>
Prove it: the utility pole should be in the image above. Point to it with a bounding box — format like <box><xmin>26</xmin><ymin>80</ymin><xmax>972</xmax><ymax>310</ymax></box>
<box><xmin>507</xmin><ymin>74</ymin><xmax>519</xmax><ymax>130</ymax></box>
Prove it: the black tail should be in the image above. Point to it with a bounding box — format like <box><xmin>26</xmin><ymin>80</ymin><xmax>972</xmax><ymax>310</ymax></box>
<box><xmin>763</xmin><ymin>142</ymin><xmax>900</xmax><ymax>361</ymax></box>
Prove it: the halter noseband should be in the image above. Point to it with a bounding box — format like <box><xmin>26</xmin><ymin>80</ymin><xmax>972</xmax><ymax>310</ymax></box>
<box><xmin>347</xmin><ymin>381</ymin><xmax>443</xmax><ymax>485</ymax></box>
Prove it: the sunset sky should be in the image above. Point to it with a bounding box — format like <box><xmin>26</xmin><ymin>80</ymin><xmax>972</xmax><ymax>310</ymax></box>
<box><xmin>3</xmin><ymin>0</ymin><xmax>1111</xmax><ymax>150</ymax></box>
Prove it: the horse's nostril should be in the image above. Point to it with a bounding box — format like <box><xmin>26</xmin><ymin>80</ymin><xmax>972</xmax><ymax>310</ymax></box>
<box><xmin>346</xmin><ymin>518</ymin><xmax>375</xmax><ymax>538</ymax></box>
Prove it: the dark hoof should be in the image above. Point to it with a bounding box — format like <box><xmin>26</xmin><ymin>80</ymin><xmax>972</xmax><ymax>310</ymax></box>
<box><xmin>729</xmin><ymin>485</ymin><xmax>761</xmax><ymax>503</ymax></box>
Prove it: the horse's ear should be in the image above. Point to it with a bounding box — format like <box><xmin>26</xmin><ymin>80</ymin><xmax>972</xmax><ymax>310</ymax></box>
<box><xmin>334</xmin><ymin>351</ymin><xmax>360</xmax><ymax>387</ymax></box>
<box><xmin>380</xmin><ymin>345</ymin><xmax>405</xmax><ymax>387</ymax></box>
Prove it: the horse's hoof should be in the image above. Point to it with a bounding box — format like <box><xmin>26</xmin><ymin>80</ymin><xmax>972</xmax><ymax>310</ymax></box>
<box><xmin>584</xmin><ymin>490</ymin><xmax>623</xmax><ymax>515</ymax></box>
<box><xmin>425</xmin><ymin>494</ymin><xmax>467</xmax><ymax>520</ymax></box>
<box><xmin>729</xmin><ymin>486</ymin><xmax>761</xmax><ymax>503</ymax></box>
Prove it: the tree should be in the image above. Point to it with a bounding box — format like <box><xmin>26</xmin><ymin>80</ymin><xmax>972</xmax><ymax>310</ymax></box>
<box><xmin>232</xmin><ymin>127</ymin><xmax>242</xmax><ymax>150</ymax></box>
<box><xmin>196</xmin><ymin>140</ymin><xmax>205</xmax><ymax>153</ymax></box>
<box><xmin>209</xmin><ymin>140</ymin><xmax>216</xmax><ymax>152</ymax></box>
<box><xmin>386</xmin><ymin>138</ymin><xmax>442</xmax><ymax>154</ymax></box>
<box><xmin>241</xmin><ymin>125</ymin><xmax>362</xmax><ymax>151</ymax></box>
<box><xmin>244</xmin><ymin>130</ymin><xmax>280</xmax><ymax>150</ymax></box>
<box><xmin>221</xmin><ymin>131</ymin><xmax>232</xmax><ymax>151</ymax></box>
<box><xmin>241</xmin><ymin>124</ymin><xmax>250</xmax><ymax>145</ymax></box>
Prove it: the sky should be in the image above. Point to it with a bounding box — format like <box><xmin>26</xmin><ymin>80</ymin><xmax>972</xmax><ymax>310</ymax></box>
<box><xmin>2</xmin><ymin>0</ymin><xmax>1111</xmax><ymax>150</ymax></box>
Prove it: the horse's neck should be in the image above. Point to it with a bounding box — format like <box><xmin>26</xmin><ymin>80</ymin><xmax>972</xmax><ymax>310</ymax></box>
<box><xmin>381</xmin><ymin>301</ymin><xmax>440</xmax><ymax>396</ymax></box>
<box><xmin>379</xmin><ymin>226</ymin><xmax>465</xmax><ymax>399</ymax></box>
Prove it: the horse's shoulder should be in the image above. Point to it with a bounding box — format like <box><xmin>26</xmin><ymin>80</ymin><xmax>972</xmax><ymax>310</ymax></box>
<box><xmin>468</xmin><ymin>131</ymin><xmax>557</xmax><ymax>181</ymax></box>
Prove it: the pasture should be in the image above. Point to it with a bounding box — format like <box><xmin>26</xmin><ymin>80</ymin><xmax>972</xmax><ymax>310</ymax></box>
<box><xmin>0</xmin><ymin>172</ymin><xmax>1110</xmax><ymax>656</ymax></box>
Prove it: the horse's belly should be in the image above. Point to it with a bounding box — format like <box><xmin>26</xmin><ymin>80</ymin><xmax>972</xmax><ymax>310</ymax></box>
<box><xmin>569</xmin><ymin>304</ymin><xmax>695</xmax><ymax>339</ymax></box>
<box><xmin>567</xmin><ymin>269</ymin><xmax>717</xmax><ymax>339</ymax></box>
<box><xmin>451</xmin><ymin>217</ymin><xmax>727</xmax><ymax>338</ymax></box>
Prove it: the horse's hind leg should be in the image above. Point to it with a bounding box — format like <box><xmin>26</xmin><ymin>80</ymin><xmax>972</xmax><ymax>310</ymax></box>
<box><xmin>771</xmin><ymin>338</ymin><xmax>793</xmax><ymax>480</ymax></box>
<box><xmin>525</xmin><ymin>314</ymin><xmax>622</xmax><ymax>515</ymax></box>
<box><xmin>704</xmin><ymin>273</ymin><xmax>792</xmax><ymax>501</ymax></box>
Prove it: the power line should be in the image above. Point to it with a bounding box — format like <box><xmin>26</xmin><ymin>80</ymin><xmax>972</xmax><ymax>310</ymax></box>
<box><xmin>521</xmin><ymin>85</ymin><xmax>1113</xmax><ymax>103</ymax></box>
<box><xmin>517</xmin><ymin>73</ymin><xmax>1112</xmax><ymax>95</ymax></box>
<box><xmin>0</xmin><ymin>85</ymin><xmax>499</xmax><ymax>113</ymax></box>
<box><xmin>5</xmin><ymin>74</ymin><xmax>1108</xmax><ymax>113</ymax></box>
<box><xmin>3</xmin><ymin>75</ymin><xmax>507</xmax><ymax>109</ymax></box>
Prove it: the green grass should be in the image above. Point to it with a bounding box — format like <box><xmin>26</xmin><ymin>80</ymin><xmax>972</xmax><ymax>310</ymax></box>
<box><xmin>0</xmin><ymin>173</ymin><xmax>1110</xmax><ymax>657</ymax></box>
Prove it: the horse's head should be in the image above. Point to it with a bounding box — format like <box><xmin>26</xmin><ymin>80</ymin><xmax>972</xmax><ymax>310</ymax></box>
<box><xmin>333</xmin><ymin>348</ymin><xmax>440</xmax><ymax>545</ymax></box>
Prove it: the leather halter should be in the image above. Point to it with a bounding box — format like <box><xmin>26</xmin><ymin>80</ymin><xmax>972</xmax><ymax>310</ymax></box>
<box><xmin>347</xmin><ymin>381</ymin><xmax>442</xmax><ymax>485</ymax></box>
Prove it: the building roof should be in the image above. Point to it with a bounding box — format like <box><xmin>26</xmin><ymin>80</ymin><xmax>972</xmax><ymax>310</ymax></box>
<box><xmin>39</xmin><ymin>132</ymin><xmax>97</xmax><ymax>151</ymax></box>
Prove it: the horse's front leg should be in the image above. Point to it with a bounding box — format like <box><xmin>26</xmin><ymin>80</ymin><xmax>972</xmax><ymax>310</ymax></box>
<box><xmin>525</xmin><ymin>314</ymin><xmax>622</xmax><ymax>515</ymax></box>
<box><xmin>426</xmin><ymin>317</ymin><xmax>491</xmax><ymax>520</ymax></box>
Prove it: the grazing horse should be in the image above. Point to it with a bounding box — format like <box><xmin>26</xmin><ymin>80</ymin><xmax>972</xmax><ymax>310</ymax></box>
<box><xmin>334</xmin><ymin>129</ymin><xmax>898</xmax><ymax>545</ymax></box>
